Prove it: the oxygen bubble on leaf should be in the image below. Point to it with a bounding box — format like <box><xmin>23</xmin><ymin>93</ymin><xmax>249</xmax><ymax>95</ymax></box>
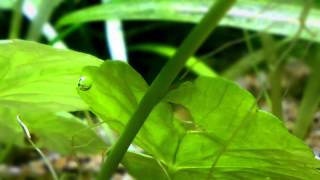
<box><xmin>78</xmin><ymin>76</ymin><xmax>92</xmax><ymax>91</ymax></box>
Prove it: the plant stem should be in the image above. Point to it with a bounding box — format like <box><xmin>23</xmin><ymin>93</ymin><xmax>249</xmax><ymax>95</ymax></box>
<box><xmin>49</xmin><ymin>23</ymin><xmax>82</xmax><ymax>45</ymax></box>
<box><xmin>97</xmin><ymin>0</ymin><xmax>237</xmax><ymax>179</ymax></box>
<box><xmin>17</xmin><ymin>115</ymin><xmax>58</xmax><ymax>180</ymax></box>
<box><xmin>260</xmin><ymin>34</ymin><xmax>283</xmax><ymax>119</ymax></box>
<box><xmin>223</xmin><ymin>41</ymin><xmax>280</xmax><ymax>79</ymax></box>
<box><xmin>9</xmin><ymin>0</ymin><xmax>24</xmax><ymax>39</ymax></box>
<box><xmin>243</xmin><ymin>30</ymin><xmax>254</xmax><ymax>52</ymax></box>
<box><xmin>26</xmin><ymin>0</ymin><xmax>61</xmax><ymax>41</ymax></box>
<box><xmin>293</xmin><ymin>60</ymin><xmax>320</xmax><ymax>139</ymax></box>
<box><xmin>269</xmin><ymin>66</ymin><xmax>283</xmax><ymax>118</ymax></box>
<box><xmin>243</xmin><ymin>31</ymin><xmax>271</xmax><ymax>109</ymax></box>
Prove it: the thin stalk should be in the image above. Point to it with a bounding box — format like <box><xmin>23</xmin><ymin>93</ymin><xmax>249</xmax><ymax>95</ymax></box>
<box><xmin>243</xmin><ymin>30</ymin><xmax>254</xmax><ymax>52</ymax></box>
<box><xmin>273</xmin><ymin>0</ymin><xmax>313</xmax><ymax>68</ymax></box>
<box><xmin>260</xmin><ymin>34</ymin><xmax>283</xmax><ymax>119</ymax></box>
<box><xmin>97</xmin><ymin>1</ymin><xmax>237</xmax><ymax>179</ymax></box>
<box><xmin>269</xmin><ymin>66</ymin><xmax>283</xmax><ymax>118</ymax></box>
<box><xmin>222</xmin><ymin>40</ymin><xmax>287</xmax><ymax>79</ymax></box>
<box><xmin>9</xmin><ymin>0</ymin><xmax>24</xmax><ymax>39</ymax></box>
<box><xmin>293</xmin><ymin>60</ymin><xmax>320</xmax><ymax>139</ymax></box>
<box><xmin>102</xmin><ymin>0</ymin><xmax>128</xmax><ymax>62</ymax></box>
<box><xmin>16</xmin><ymin>116</ymin><xmax>58</xmax><ymax>180</ymax></box>
<box><xmin>200</xmin><ymin>32</ymin><xmax>259</xmax><ymax>60</ymax></box>
<box><xmin>243</xmin><ymin>31</ymin><xmax>271</xmax><ymax>108</ymax></box>
<box><xmin>26</xmin><ymin>0</ymin><xmax>61</xmax><ymax>41</ymax></box>
<box><xmin>106</xmin><ymin>20</ymin><xmax>128</xmax><ymax>61</ymax></box>
<box><xmin>49</xmin><ymin>23</ymin><xmax>82</xmax><ymax>45</ymax></box>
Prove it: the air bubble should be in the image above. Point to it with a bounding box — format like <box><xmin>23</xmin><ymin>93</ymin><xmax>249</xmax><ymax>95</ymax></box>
<box><xmin>78</xmin><ymin>76</ymin><xmax>92</xmax><ymax>91</ymax></box>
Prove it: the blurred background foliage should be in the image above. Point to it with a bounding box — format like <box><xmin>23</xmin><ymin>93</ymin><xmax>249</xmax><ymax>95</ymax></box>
<box><xmin>1</xmin><ymin>0</ymin><xmax>320</xmax><ymax>179</ymax></box>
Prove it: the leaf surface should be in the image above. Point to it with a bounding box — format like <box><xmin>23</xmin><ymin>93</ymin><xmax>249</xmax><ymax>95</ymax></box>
<box><xmin>78</xmin><ymin>61</ymin><xmax>181</xmax><ymax>162</ymax></box>
<box><xmin>0</xmin><ymin>40</ymin><xmax>102</xmax><ymax>111</ymax></box>
<box><xmin>165</xmin><ymin>77</ymin><xmax>320</xmax><ymax>179</ymax></box>
<box><xmin>58</xmin><ymin>0</ymin><xmax>320</xmax><ymax>42</ymax></box>
<box><xmin>0</xmin><ymin>108</ymin><xmax>106</xmax><ymax>154</ymax></box>
<box><xmin>78</xmin><ymin>61</ymin><xmax>320</xmax><ymax>179</ymax></box>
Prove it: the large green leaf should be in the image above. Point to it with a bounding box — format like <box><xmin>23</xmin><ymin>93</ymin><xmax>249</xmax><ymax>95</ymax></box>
<box><xmin>78</xmin><ymin>61</ymin><xmax>320</xmax><ymax>179</ymax></box>
<box><xmin>164</xmin><ymin>77</ymin><xmax>320</xmax><ymax>179</ymax></box>
<box><xmin>0</xmin><ymin>40</ymin><xmax>102</xmax><ymax>111</ymax></box>
<box><xmin>78</xmin><ymin>61</ymin><xmax>181</xmax><ymax>162</ymax></box>
<box><xmin>58</xmin><ymin>0</ymin><xmax>320</xmax><ymax>42</ymax></box>
<box><xmin>0</xmin><ymin>108</ymin><xmax>106</xmax><ymax>154</ymax></box>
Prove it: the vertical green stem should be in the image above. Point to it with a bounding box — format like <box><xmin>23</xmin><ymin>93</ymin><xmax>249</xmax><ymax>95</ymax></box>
<box><xmin>97</xmin><ymin>0</ymin><xmax>237</xmax><ymax>179</ymax></box>
<box><xmin>269</xmin><ymin>66</ymin><xmax>283</xmax><ymax>119</ymax></box>
<box><xmin>243</xmin><ymin>30</ymin><xmax>254</xmax><ymax>52</ymax></box>
<box><xmin>222</xmin><ymin>40</ymin><xmax>287</xmax><ymax>79</ymax></box>
<box><xmin>9</xmin><ymin>0</ymin><xmax>24</xmax><ymax>39</ymax></box>
<box><xmin>49</xmin><ymin>23</ymin><xmax>82</xmax><ymax>45</ymax></box>
<box><xmin>260</xmin><ymin>34</ymin><xmax>283</xmax><ymax>119</ymax></box>
<box><xmin>26</xmin><ymin>0</ymin><xmax>61</xmax><ymax>41</ymax></box>
<box><xmin>243</xmin><ymin>31</ymin><xmax>271</xmax><ymax>108</ymax></box>
<box><xmin>293</xmin><ymin>60</ymin><xmax>320</xmax><ymax>139</ymax></box>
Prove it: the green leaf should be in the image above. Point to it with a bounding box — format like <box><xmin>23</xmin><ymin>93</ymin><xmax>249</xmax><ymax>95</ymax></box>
<box><xmin>78</xmin><ymin>61</ymin><xmax>181</xmax><ymax>162</ymax></box>
<box><xmin>123</xmin><ymin>152</ymin><xmax>170</xmax><ymax>180</ymax></box>
<box><xmin>20</xmin><ymin>111</ymin><xmax>106</xmax><ymax>154</ymax></box>
<box><xmin>0</xmin><ymin>108</ymin><xmax>23</xmax><ymax>146</ymax></box>
<box><xmin>130</xmin><ymin>44</ymin><xmax>217</xmax><ymax>77</ymax></box>
<box><xmin>0</xmin><ymin>0</ymin><xmax>49</xmax><ymax>10</ymax></box>
<box><xmin>57</xmin><ymin>0</ymin><xmax>320</xmax><ymax>42</ymax></box>
<box><xmin>0</xmin><ymin>108</ymin><xmax>106</xmax><ymax>154</ymax></box>
<box><xmin>78</xmin><ymin>61</ymin><xmax>320</xmax><ymax>179</ymax></box>
<box><xmin>0</xmin><ymin>40</ymin><xmax>102</xmax><ymax>111</ymax></box>
<box><xmin>165</xmin><ymin>77</ymin><xmax>320</xmax><ymax>179</ymax></box>
<box><xmin>0</xmin><ymin>0</ymin><xmax>15</xmax><ymax>9</ymax></box>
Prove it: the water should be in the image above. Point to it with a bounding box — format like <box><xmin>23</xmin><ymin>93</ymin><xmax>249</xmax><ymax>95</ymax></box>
<box><xmin>78</xmin><ymin>76</ymin><xmax>92</xmax><ymax>91</ymax></box>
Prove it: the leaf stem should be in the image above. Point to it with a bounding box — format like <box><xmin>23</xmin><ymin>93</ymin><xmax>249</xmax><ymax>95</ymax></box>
<box><xmin>9</xmin><ymin>0</ymin><xmax>24</xmax><ymax>39</ymax></box>
<box><xmin>26</xmin><ymin>0</ymin><xmax>61</xmax><ymax>41</ymax></box>
<box><xmin>293</xmin><ymin>60</ymin><xmax>320</xmax><ymax>139</ymax></box>
<box><xmin>260</xmin><ymin>34</ymin><xmax>283</xmax><ymax>119</ymax></box>
<box><xmin>16</xmin><ymin>115</ymin><xmax>58</xmax><ymax>180</ymax></box>
<box><xmin>269</xmin><ymin>65</ymin><xmax>283</xmax><ymax>118</ymax></box>
<box><xmin>49</xmin><ymin>23</ymin><xmax>82</xmax><ymax>45</ymax></box>
<box><xmin>97</xmin><ymin>0</ymin><xmax>237</xmax><ymax>179</ymax></box>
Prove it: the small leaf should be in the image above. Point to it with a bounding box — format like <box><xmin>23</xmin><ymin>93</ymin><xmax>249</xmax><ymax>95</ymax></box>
<box><xmin>0</xmin><ymin>40</ymin><xmax>102</xmax><ymax>111</ymax></box>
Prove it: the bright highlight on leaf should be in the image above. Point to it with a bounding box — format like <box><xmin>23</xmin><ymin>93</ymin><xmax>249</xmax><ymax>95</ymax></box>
<box><xmin>58</xmin><ymin>0</ymin><xmax>320</xmax><ymax>43</ymax></box>
<box><xmin>0</xmin><ymin>40</ymin><xmax>106</xmax><ymax>154</ymax></box>
<box><xmin>78</xmin><ymin>61</ymin><xmax>320</xmax><ymax>179</ymax></box>
<box><xmin>0</xmin><ymin>40</ymin><xmax>102</xmax><ymax>111</ymax></box>
<box><xmin>78</xmin><ymin>76</ymin><xmax>93</xmax><ymax>91</ymax></box>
